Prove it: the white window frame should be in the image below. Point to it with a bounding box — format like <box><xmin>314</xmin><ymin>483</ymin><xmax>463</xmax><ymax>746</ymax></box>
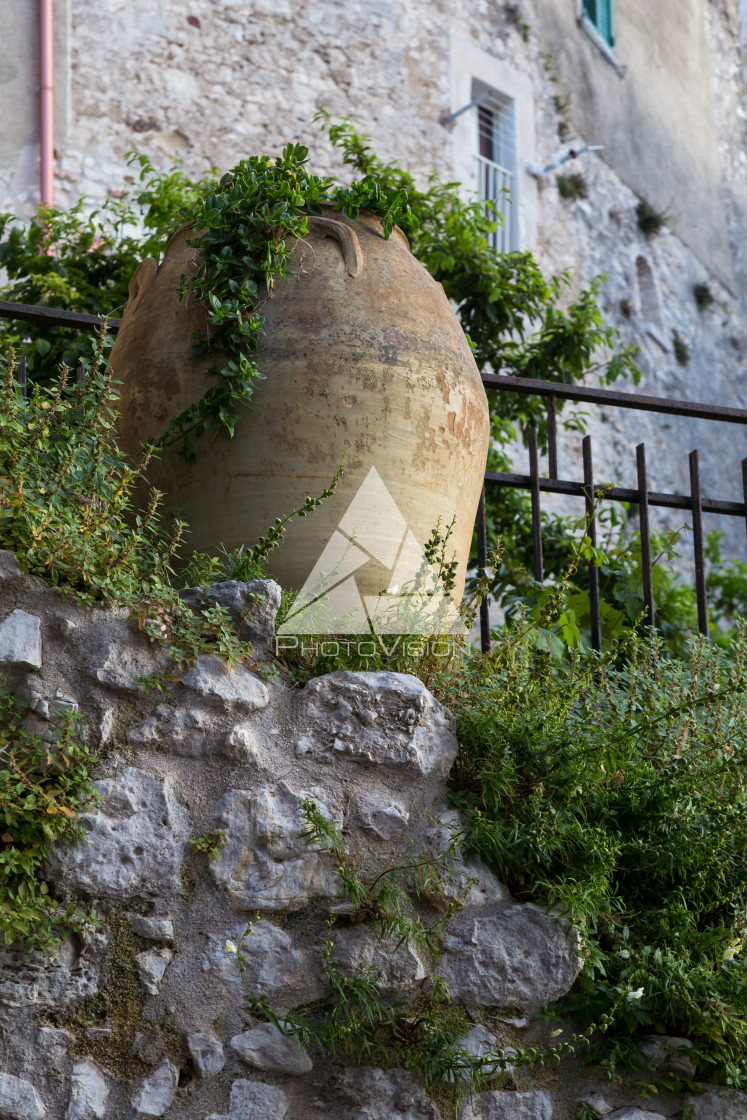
<box><xmin>473</xmin><ymin>84</ymin><xmax>518</xmax><ymax>254</ymax></box>
<box><xmin>447</xmin><ymin>39</ymin><xmax>537</xmax><ymax>252</ymax></box>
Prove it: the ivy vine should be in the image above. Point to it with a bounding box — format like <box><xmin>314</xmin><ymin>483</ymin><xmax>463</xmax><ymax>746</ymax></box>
<box><xmin>162</xmin><ymin>142</ymin><xmax>417</xmax><ymax>458</ymax></box>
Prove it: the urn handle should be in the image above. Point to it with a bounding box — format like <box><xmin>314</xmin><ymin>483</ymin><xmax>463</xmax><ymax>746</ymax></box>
<box><xmin>306</xmin><ymin>216</ymin><xmax>364</xmax><ymax>278</ymax></box>
<box><xmin>124</xmin><ymin>256</ymin><xmax>157</xmax><ymax>316</ymax></box>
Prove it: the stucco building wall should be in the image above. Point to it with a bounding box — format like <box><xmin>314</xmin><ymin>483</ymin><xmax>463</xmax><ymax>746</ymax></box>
<box><xmin>2</xmin><ymin>0</ymin><xmax>747</xmax><ymax>557</ymax></box>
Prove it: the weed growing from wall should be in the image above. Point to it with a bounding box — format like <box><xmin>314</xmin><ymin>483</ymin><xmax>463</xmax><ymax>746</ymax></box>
<box><xmin>0</xmin><ymin>695</ymin><xmax>98</xmax><ymax>948</ymax></box>
<box><xmin>693</xmin><ymin>282</ymin><xmax>714</xmax><ymax>310</ymax></box>
<box><xmin>232</xmin><ymin>803</ymin><xmax>616</xmax><ymax>1111</ymax></box>
<box><xmin>673</xmin><ymin>330</ymin><xmax>691</xmax><ymax>366</ymax></box>
<box><xmin>636</xmin><ymin>199</ymin><xmax>670</xmax><ymax>236</ymax></box>
<box><xmin>557</xmin><ymin>173</ymin><xmax>588</xmax><ymax>200</ymax></box>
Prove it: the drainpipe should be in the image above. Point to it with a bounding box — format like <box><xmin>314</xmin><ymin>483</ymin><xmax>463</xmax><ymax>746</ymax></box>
<box><xmin>39</xmin><ymin>0</ymin><xmax>54</xmax><ymax>207</ymax></box>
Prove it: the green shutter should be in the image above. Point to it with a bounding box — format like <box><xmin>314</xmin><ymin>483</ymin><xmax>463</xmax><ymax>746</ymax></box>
<box><xmin>582</xmin><ymin>0</ymin><xmax>615</xmax><ymax>49</ymax></box>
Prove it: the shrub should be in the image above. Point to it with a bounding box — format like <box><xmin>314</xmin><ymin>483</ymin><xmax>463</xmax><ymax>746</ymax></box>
<box><xmin>0</xmin><ymin>157</ymin><xmax>215</xmax><ymax>386</ymax></box>
<box><xmin>448</xmin><ymin>624</ymin><xmax>747</xmax><ymax>1089</ymax></box>
<box><xmin>0</xmin><ymin>327</ymin><xmax>185</xmax><ymax>604</ymax></box>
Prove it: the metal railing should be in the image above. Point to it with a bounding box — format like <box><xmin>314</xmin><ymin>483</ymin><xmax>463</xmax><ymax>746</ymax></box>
<box><xmin>475</xmin><ymin>154</ymin><xmax>513</xmax><ymax>254</ymax></box>
<box><xmin>2</xmin><ymin>299</ymin><xmax>746</xmax><ymax>656</ymax></box>
<box><xmin>475</xmin><ymin>373</ymin><xmax>747</xmax><ymax>653</ymax></box>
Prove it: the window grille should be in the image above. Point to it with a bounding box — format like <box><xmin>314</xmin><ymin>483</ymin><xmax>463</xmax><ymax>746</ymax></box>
<box><xmin>582</xmin><ymin>0</ymin><xmax>614</xmax><ymax>49</ymax></box>
<box><xmin>475</xmin><ymin>97</ymin><xmax>516</xmax><ymax>254</ymax></box>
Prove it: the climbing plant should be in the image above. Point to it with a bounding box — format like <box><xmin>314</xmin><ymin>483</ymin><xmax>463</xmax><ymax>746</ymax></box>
<box><xmin>162</xmin><ymin>144</ymin><xmax>416</xmax><ymax>456</ymax></box>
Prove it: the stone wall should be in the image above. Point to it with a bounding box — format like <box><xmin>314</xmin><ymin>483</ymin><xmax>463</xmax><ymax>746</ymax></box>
<box><xmin>0</xmin><ymin>556</ymin><xmax>745</xmax><ymax>1119</ymax></box>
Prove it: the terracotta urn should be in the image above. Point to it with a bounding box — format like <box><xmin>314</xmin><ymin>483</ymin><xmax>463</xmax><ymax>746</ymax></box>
<box><xmin>111</xmin><ymin>207</ymin><xmax>489</xmax><ymax>605</ymax></box>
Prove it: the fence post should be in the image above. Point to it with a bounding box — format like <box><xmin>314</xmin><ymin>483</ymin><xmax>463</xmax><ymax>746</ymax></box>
<box><xmin>583</xmin><ymin>436</ymin><xmax>602</xmax><ymax>653</ymax></box>
<box><xmin>528</xmin><ymin>427</ymin><xmax>543</xmax><ymax>583</ymax></box>
<box><xmin>476</xmin><ymin>484</ymin><xmax>491</xmax><ymax>654</ymax></box>
<box><xmin>547</xmin><ymin>393</ymin><xmax>558</xmax><ymax>479</ymax></box>
<box><xmin>636</xmin><ymin>443</ymin><xmax>655</xmax><ymax>628</ymax></box>
<box><xmin>689</xmin><ymin>449</ymin><xmax>708</xmax><ymax>637</ymax></box>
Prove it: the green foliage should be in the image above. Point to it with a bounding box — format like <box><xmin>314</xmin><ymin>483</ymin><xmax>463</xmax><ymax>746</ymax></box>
<box><xmin>0</xmin><ymin>325</ymin><xmax>185</xmax><ymax>603</ymax></box>
<box><xmin>673</xmin><ymin>330</ymin><xmax>691</xmax><ymax>366</ymax></box>
<box><xmin>693</xmin><ymin>282</ymin><xmax>714</xmax><ymax>311</ymax></box>
<box><xmin>636</xmin><ymin>199</ymin><xmax>670</xmax><ymax>236</ymax></box>
<box><xmin>319</xmin><ymin>114</ymin><xmax>640</xmax><ymax>443</ymax></box>
<box><xmin>0</xmin><ymin>154</ymin><xmax>214</xmax><ymax>386</ymax></box>
<box><xmin>188</xmin><ymin>829</ymin><xmax>226</xmax><ymax>856</ymax></box>
<box><xmin>233</xmin><ymin>803</ymin><xmax>615</xmax><ymax>1107</ymax></box>
<box><xmin>556</xmin><ymin>173</ymin><xmax>588</xmax><ymax>201</ymax></box>
<box><xmin>299</xmin><ymin>798</ymin><xmax>464</xmax><ymax>951</ymax></box>
<box><xmin>448</xmin><ymin>624</ymin><xmax>747</xmax><ymax>1089</ymax></box>
<box><xmin>162</xmin><ymin>145</ymin><xmax>416</xmax><ymax>457</ymax></box>
<box><xmin>0</xmin><ymin>693</ymin><xmax>98</xmax><ymax>949</ymax></box>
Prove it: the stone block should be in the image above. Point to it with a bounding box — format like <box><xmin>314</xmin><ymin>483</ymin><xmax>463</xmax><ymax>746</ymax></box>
<box><xmin>46</xmin><ymin>766</ymin><xmax>190</xmax><ymax>900</ymax></box>
<box><xmin>187</xmin><ymin>1029</ymin><xmax>224</xmax><ymax>1079</ymax></box>
<box><xmin>88</xmin><ymin>641</ymin><xmax>160</xmax><ymax>692</ymax></box>
<box><xmin>684</xmin><ymin>1088</ymin><xmax>747</xmax><ymax>1119</ymax></box>
<box><xmin>355</xmin><ymin>796</ymin><xmax>410</xmax><ymax>839</ymax></box>
<box><xmin>66</xmin><ymin>1059</ymin><xmax>110</xmax><ymax>1120</ymax></box>
<box><xmin>135</xmin><ymin>948</ymin><xmax>173</xmax><ymax>995</ymax></box>
<box><xmin>638</xmin><ymin>1034</ymin><xmax>696</xmax><ymax>1077</ymax></box>
<box><xmin>201</xmin><ymin>921</ymin><xmax>305</xmax><ymax>1002</ymax></box>
<box><xmin>180</xmin><ymin>579</ymin><xmax>281</xmax><ymax>648</ymax></box>
<box><xmin>128</xmin><ymin>915</ymin><xmax>174</xmax><ymax>942</ymax></box>
<box><xmin>330</xmin><ymin>926</ymin><xmax>425</xmax><ymax>995</ymax></box>
<box><xmin>181</xmin><ymin>654</ymin><xmax>269</xmax><ymax>711</ymax></box>
<box><xmin>210</xmin><ymin>782</ymin><xmax>342</xmax><ymax>911</ymax></box>
<box><xmin>130</xmin><ymin>1059</ymin><xmax>177</xmax><ymax>1117</ymax></box>
<box><xmin>128</xmin><ymin>704</ymin><xmax>214</xmax><ymax>756</ymax></box>
<box><xmin>338</xmin><ymin>1066</ymin><xmax>439</xmax><ymax>1119</ymax></box>
<box><xmin>453</xmin><ymin>1025</ymin><xmax>512</xmax><ymax>1083</ymax></box>
<box><xmin>0</xmin><ymin>1073</ymin><xmax>45</xmax><ymax>1120</ymax></box>
<box><xmin>462</xmin><ymin>1090</ymin><xmax>553</xmax><ymax>1120</ymax></box>
<box><xmin>229</xmin><ymin>1022</ymin><xmax>313</xmax><ymax>1075</ymax></box>
<box><xmin>205</xmin><ymin>1079</ymin><xmax>289</xmax><ymax>1120</ymax></box>
<box><xmin>0</xmin><ymin>609</ymin><xmax>42</xmax><ymax>671</ymax></box>
<box><xmin>0</xmin><ymin>550</ymin><xmax>22</xmax><ymax>579</ymax></box>
<box><xmin>294</xmin><ymin>670</ymin><xmax>458</xmax><ymax>776</ymax></box>
<box><xmin>440</xmin><ymin>903</ymin><xmax>582</xmax><ymax>1011</ymax></box>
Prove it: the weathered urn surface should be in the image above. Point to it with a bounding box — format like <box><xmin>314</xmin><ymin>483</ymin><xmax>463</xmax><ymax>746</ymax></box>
<box><xmin>111</xmin><ymin>207</ymin><xmax>489</xmax><ymax>601</ymax></box>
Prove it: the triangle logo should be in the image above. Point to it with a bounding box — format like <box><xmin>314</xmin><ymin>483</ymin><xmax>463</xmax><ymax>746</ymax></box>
<box><xmin>278</xmin><ymin>467</ymin><xmax>467</xmax><ymax>637</ymax></box>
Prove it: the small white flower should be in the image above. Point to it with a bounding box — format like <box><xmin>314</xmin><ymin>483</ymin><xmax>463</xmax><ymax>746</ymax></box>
<box><xmin>723</xmin><ymin>944</ymin><xmax>741</xmax><ymax>962</ymax></box>
<box><xmin>225</xmin><ymin>940</ymin><xmax>238</xmax><ymax>954</ymax></box>
<box><xmin>627</xmin><ymin>986</ymin><xmax>644</xmax><ymax>1001</ymax></box>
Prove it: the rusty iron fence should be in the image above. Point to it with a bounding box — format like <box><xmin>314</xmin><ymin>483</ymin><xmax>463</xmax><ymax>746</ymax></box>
<box><xmin>2</xmin><ymin>299</ymin><xmax>747</xmax><ymax>655</ymax></box>
<box><xmin>475</xmin><ymin>373</ymin><xmax>747</xmax><ymax>653</ymax></box>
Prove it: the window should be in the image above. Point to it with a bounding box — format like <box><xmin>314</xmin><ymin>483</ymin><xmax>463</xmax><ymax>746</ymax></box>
<box><xmin>474</xmin><ymin>90</ymin><xmax>517</xmax><ymax>253</ymax></box>
<box><xmin>582</xmin><ymin>0</ymin><xmax>614</xmax><ymax>50</ymax></box>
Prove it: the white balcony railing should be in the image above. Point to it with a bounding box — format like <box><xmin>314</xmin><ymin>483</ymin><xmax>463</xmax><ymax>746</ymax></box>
<box><xmin>474</xmin><ymin>154</ymin><xmax>513</xmax><ymax>254</ymax></box>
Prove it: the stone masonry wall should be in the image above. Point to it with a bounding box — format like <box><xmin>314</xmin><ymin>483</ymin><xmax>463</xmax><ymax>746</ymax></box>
<box><xmin>0</xmin><ymin>554</ymin><xmax>745</xmax><ymax>1120</ymax></box>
